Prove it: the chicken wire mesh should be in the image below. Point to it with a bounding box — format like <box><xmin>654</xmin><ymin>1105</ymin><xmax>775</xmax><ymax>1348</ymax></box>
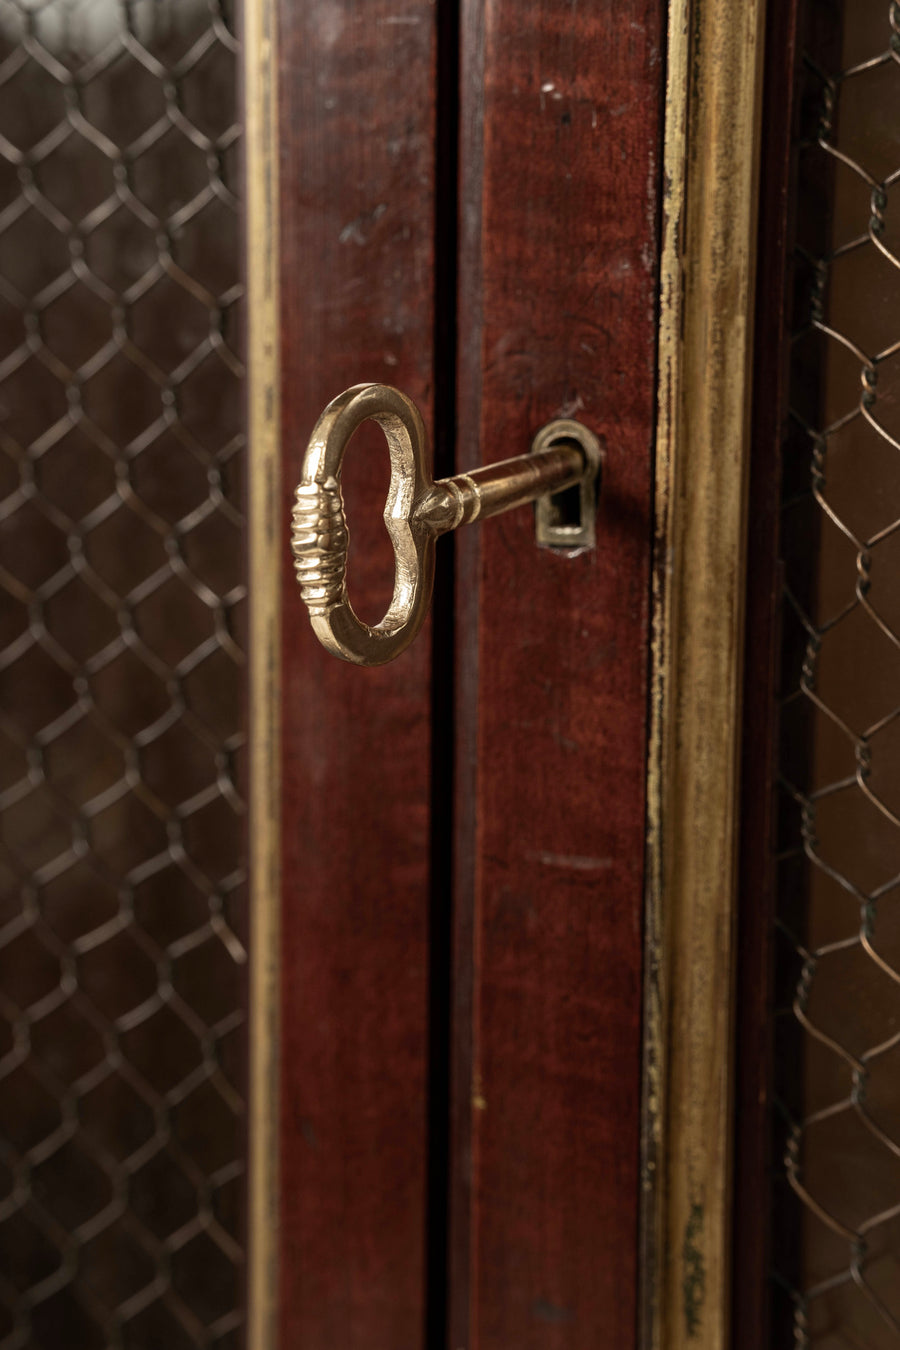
<box><xmin>0</xmin><ymin>1</ymin><xmax>247</xmax><ymax>1345</ymax></box>
<box><xmin>774</xmin><ymin>0</ymin><xmax>900</xmax><ymax>1343</ymax></box>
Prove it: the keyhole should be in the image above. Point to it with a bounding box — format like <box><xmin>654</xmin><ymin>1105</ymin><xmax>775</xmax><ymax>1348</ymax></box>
<box><xmin>545</xmin><ymin>479</ymin><xmax>584</xmax><ymax>533</ymax></box>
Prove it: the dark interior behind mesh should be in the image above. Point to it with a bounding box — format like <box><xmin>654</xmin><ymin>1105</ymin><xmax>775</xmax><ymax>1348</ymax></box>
<box><xmin>0</xmin><ymin>2</ymin><xmax>247</xmax><ymax>1344</ymax></box>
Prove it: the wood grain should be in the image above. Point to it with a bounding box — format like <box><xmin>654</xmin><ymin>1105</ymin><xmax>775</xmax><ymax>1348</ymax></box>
<box><xmin>643</xmin><ymin>1</ymin><xmax>769</xmax><ymax>1347</ymax></box>
<box><xmin>733</xmin><ymin>2</ymin><xmax>802</xmax><ymax>1345</ymax></box>
<box><xmin>452</xmin><ymin>4</ymin><xmax>665</xmax><ymax>1346</ymax></box>
<box><xmin>276</xmin><ymin>6</ymin><xmax>437</xmax><ymax>1347</ymax></box>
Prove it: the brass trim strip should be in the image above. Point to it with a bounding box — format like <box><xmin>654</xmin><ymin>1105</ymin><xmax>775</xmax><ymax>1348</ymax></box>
<box><xmin>642</xmin><ymin>1</ymin><xmax>767</xmax><ymax>1347</ymax></box>
<box><xmin>245</xmin><ymin>0</ymin><xmax>281</xmax><ymax>1346</ymax></box>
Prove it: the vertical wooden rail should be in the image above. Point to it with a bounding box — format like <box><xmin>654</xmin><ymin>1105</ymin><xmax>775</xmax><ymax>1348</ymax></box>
<box><xmin>642</xmin><ymin>1</ymin><xmax>768</xmax><ymax>1347</ymax></box>
<box><xmin>452</xmin><ymin>4</ymin><xmax>665</xmax><ymax>1347</ymax></box>
<box><xmin>276</xmin><ymin>5</ymin><xmax>439</xmax><ymax>1349</ymax></box>
<box><xmin>733</xmin><ymin>1</ymin><xmax>803</xmax><ymax>1342</ymax></box>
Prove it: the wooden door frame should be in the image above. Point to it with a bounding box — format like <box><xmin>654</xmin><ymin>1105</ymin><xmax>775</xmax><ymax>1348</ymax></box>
<box><xmin>641</xmin><ymin>2</ymin><xmax>768</xmax><ymax>1349</ymax></box>
<box><xmin>243</xmin><ymin>0</ymin><xmax>769</xmax><ymax>1346</ymax></box>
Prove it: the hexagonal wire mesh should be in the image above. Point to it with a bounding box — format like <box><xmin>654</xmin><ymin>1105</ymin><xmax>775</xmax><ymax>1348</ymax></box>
<box><xmin>774</xmin><ymin>0</ymin><xmax>900</xmax><ymax>1343</ymax></box>
<box><xmin>0</xmin><ymin>1</ymin><xmax>247</xmax><ymax>1346</ymax></box>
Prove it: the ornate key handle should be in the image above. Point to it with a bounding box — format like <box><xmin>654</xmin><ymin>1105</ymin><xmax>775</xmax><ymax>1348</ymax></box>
<box><xmin>291</xmin><ymin>383</ymin><xmax>601</xmax><ymax>666</ymax></box>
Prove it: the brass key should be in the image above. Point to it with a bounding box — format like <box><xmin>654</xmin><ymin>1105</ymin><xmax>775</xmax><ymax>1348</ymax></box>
<box><xmin>291</xmin><ymin>383</ymin><xmax>601</xmax><ymax>666</ymax></box>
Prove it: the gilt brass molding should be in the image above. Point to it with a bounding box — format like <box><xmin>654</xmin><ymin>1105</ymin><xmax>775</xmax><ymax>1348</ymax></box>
<box><xmin>245</xmin><ymin>0</ymin><xmax>281</xmax><ymax>1345</ymax></box>
<box><xmin>642</xmin><ymin>1</ymin><xmax>768</xmax><ymax>1347</ymax></box>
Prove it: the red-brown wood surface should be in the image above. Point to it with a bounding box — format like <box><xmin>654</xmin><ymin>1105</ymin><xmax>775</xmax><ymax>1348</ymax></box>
<box><xmin>733</xmin><ymin>1</ymin><xmax>803</xmax><ymax>1345</ymax></box>
<box><xmin>451</xmin><ymin>3</ymin><xmax>664</xmax><ymax>1346</ymax></box>
<box><xmin>277</xmin><ymin>6</ymin><xmax>437</xmax><ymax>1347</ymax></box>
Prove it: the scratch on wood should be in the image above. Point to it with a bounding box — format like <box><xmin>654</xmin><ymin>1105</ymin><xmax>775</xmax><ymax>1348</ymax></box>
<box><xmin>339</xmin><ymin>203</ymin><xmax>387</xmax><ymax>245</ymax></box>
<box><xmin>529</xmin><ymin>850</ymin><xmax>614</xmax><ymax>872</ymax></box>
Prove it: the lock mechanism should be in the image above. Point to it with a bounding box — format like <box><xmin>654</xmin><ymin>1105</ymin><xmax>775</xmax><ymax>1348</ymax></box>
<box><xmin>291</xmin><ymin>383</ymin><xmax>601</xmax><ymax>667</ymax></box>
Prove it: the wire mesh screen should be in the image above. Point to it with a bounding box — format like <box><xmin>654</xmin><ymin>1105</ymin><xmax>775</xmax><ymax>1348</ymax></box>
<box><xmin>775</xmin><ymin>0</ymin><xmax>900</xmax><ymax>1342</ymax></box>
<box><xmin>0</xmin><ymin>1</ymin><xmax>247</xmax><ymax>1344</ymax></box>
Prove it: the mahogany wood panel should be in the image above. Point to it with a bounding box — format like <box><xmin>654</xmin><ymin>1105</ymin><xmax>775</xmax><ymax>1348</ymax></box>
<box><xmin>732</xmin><ymin>3</ymin><xmax>803</xmax><ymax>1346</ymax></box>
<box><xmin>277</xmin><ymin>6</ymin><xmax>437</xmax><ymax>1348</ymax></box>
<box><xmin>452</xmin><ymin>3</ymin><xmax>665</xmax><ymax>1346</ymax></box>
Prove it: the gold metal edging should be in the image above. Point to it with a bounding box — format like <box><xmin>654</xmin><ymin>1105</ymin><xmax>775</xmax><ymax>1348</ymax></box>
<box><xmin>245</xmin><ymin>0</ymin><xmax>281</xmax><ymax>1345</ymax></box>
<box><xmin>641</xmin><ymin>1</ymin><xmax>767</xmax><ymax>1347</ymax></box>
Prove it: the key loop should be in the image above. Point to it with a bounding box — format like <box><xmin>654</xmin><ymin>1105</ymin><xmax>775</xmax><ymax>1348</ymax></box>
<box><xmin>291</xmin><ymin>383</ymin><xmax>437</xmax><ymax>666</ymax></box>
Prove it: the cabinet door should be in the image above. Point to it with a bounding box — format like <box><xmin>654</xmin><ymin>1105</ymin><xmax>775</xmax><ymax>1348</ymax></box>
<box><xmin>247</xmin><ymin>2</ymin><xmax>767</xmax><ymax>1349</ymax></box>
